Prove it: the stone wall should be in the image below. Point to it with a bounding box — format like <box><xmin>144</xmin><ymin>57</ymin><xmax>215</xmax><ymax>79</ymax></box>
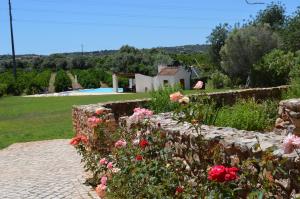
<box><xmin>72</xmin><ymin>85</ymin><xmax>300</xmax><ymax>192</ymax></box>
<box><xmin>72</xmin><ymin>86</ymin><xmax>292</xmax><ymax>154</ymax></box>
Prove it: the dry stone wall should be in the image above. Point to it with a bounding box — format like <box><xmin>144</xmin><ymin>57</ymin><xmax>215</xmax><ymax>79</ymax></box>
<box><xmin>72</xmin><ymin>86</ymin><xmax>293</xmax><ymax>160</ymax></box>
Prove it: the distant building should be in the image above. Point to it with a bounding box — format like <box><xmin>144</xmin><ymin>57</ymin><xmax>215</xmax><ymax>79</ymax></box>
<box><xmin>134</xmin><ymin>65</ymin><xmax>191</xmax><ymax>93</ymax></box>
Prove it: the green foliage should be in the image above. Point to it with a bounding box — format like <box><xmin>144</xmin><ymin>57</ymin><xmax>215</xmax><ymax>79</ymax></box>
<box><xmin>207</xmin><ymin>23</ymin><xmax>231</xmax><ymax>70</ymax></box>
<box><xmin>0</xmin><ymin>83</ymin><xmax>7</xmax><ymax>97</ymax></box>
<box><xmin>282</xmin><ymin>7</ymin><xmax>300</xmax><ymax>52</ymax></box>
<box><xmin>254</xmin><ymin>2</ymin><xmax>286</xmax><ymax>30</ymax></box>
<box><xmin>208</xmin><ymin>71</ymin><xmax>232</xmax><ymax>89</ymax></box>
<box><xmin>215</xmin><ymin>99</ymin><xmax>277</xmax><ymax>131</ymax></box>
<box><xmin>72</xmin><ymin>68</ymin><xmax>113</xmax><ymax>89</ymax></box>
<box><xmin>283</xmin><ymin>51</ymin><xmax>300</xmax><ymax>98</ymax></box>
<box><xmin>148</xmin><ymin>86</ymin><xmax>182</xmax><ymax>113</ymax></box>
<box><xmin>0</xmin><ymin>70</ymin><xmax>37</xmax><ymax>95</ymax></box>
<box><xmin>253</xmin><ymin>49</ymin><xmax>295</xmax><ymax>87</ymax></box>
<box><xmin>220</xmin><ymin>25</ymin><xmax>280</xmax><ymax>85</ymax></box>
<box><xmin>26</xmin><ymin>70</ymin><xmax>51</xmax><ymax>95</ymax></box>
<box><xmin>54</xmin><ymin>70</ymin><xmax>72</xmax><ymax>92</ymax></box>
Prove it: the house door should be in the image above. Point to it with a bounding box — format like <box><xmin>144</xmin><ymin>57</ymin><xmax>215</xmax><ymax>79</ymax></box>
<box><xmin>180</xmin><ymin>79</ymin><xmax>185</xmax><ymax>89</ymax></box>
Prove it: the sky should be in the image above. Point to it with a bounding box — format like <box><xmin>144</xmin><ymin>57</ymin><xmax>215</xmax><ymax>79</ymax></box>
<box><xmin>0</xmin><ymin>0</ymin><xmax>299</xmax><ymax>55</ymax></box>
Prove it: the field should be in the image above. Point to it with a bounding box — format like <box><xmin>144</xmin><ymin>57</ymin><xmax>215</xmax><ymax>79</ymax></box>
<box><xmin>0</xmin><ymin>88</ymin><xmax>233</xmax><ymax>149</ymax></box>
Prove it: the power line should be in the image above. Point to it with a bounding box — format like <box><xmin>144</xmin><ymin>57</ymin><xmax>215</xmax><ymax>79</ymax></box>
<box><xmin>14</xmin><ymin>18</ymin><xmax>210</xmax><ymax>30</ymax></box>
<box><xmin>16</xmin><ymin>0</ymin><xmax>257</xmax><ymax>12</ymax></box>
<box><xmin>11</xmin><ymin>8</ymin><xmax>241</xmax><ymax>22</ymax></box>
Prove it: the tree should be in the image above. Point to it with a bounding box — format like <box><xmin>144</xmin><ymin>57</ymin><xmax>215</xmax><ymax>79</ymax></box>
<box><xmin>252</xmin><ymin>49</ymin><xmax>295</xmax><ymax>87</ymax></box>
<box><xmin>282</xmin><ymin>7</ymin><xmax>300</xmax><ymax>52</ymax></box>
<box><xmin>207</xmin><ymin>23</ymin><xmax>231</xmax><ymax>70</ymax></box>
<box><xmin>220</xmin><ymin>25</ymin><xmax>279</xmax><ymax>86</ymax></box>
<box><xmin>254</xmin><ymin>2</ymin><xmax>286</xmax><ymax>30</ymax></box>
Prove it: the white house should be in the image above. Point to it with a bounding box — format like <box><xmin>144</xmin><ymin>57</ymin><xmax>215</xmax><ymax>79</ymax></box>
<box><xmin>134</xmin><ymin>65</ymin><xmax>191</xmax><ymax>93</ymax></box>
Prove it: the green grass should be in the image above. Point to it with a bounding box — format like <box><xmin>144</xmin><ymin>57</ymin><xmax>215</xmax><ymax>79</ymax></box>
<box><xmin>0</xmin><ymin>93</ymin><xmax>150</xmax><ymax>149</ymax></box>
<box><xmin>0</xmin><ymin>88</ymin><xmax>235</xmax><ymax>149</ymax></box>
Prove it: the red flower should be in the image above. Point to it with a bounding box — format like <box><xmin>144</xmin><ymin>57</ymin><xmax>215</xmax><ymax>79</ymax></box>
<box><xmin>208</xmin><ymin>165</ymin><xmax>238</xmax><ymax>183</ymax></box>
<box><xmin>175</xmin><ymin>186</ymin><xmax>184</xmax><ymax>194</ymax></box>
<box><xmin>139</xmin><ymin>139</ymin><xmax>149</xmax><ymax>149</ymax></box>
<box><xmin>70</xmin><ymin>134</ymin><xmax>88</xmax><ymax>146</ymax></box>
<box><xmin>135</xmin><ymin>155</ymin><xmax>143</xmax><ymax>161</ymax></box>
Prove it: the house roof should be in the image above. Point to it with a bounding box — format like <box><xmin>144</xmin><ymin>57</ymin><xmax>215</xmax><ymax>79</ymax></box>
<box><xmin>158</xmin><ymin>67</ymin><xmax>179</xmax><ymax>76</ymax></box>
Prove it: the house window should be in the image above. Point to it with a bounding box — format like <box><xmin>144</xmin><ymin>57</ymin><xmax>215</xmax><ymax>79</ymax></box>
<box><xmin>163</xmin><ymin>80</ymin><xmax>169</xmax><ymax>85</ymax></box>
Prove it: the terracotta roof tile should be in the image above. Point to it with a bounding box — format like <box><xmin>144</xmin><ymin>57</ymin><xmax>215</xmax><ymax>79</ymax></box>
<box><xmin>158</xmin><ymin>67</ymin><xmax>179</xmax><ymax>76</ymax></box>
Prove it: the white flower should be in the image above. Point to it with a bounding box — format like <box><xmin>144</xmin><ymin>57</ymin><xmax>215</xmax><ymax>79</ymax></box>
<box><xmin>132</xmin><ymin>139</ymin><xmax>140</xmax><ymax>146</ymax></box>
<box><xmin>112</xmin><ymin>168</ymin><xmax>121</xmax><ymax>173</ymax></box>
<box><xmin>179</xmin><ymin>96</ymin><xmax>190</xmax><ymax>104</ymax></box>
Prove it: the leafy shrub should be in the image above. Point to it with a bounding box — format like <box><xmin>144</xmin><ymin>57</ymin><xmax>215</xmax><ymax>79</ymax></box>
<box><xmin>72</xmin><ymin>69</ymin><xmax>113</xmax><ymax>89</ymax></box>
<box><xmin>26</xmin><ymin>70</ymin><xmax>51</xmax><ymax>94</ymax></box>
<box><xmin>148</xmin><ymin>85</ymin><xmax>182</xmax><ymax>113</ymax></box>
<box><xmin>208</xmin><ymin>71</ymin><xmax>232</xmax><ymax>89</ymax></box>
<box><xmin>54</xmin><ymin>70</ymin><xmax>72</xmax><ymax>92</ymax></box>
<box><xmin>284</xmin><ymin>52</ymin><xmax>300</xmax><ymax>98</ymax></box>
<box><xmin>0</xmin><ymin>83</ymin><xmax>7</xmax><ymax>97</ymax></box>
<box><xmin>252</xmin><ymin>49</ymin><xmax>295</xmax><ymax>87</ymax></box>
<box><xmin>0</xmin><ymin>70</ymin><xmax>37</xmax><ymax>95</ymax></box>
<box><xmin>72</xmin><ymin>97</ymin><xmax>292</xmax><ymax>198</ymax></box>
<box><xmin>215</xmin><ymin>99</ymin><xmax>277</xmax><ymax>131</ymax></box>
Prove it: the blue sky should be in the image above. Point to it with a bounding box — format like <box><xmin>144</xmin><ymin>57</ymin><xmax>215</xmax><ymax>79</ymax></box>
<box><xmin>0</xmin><ymin>0</ymin><xmax>299</xmax><ymax>55</ymax></box>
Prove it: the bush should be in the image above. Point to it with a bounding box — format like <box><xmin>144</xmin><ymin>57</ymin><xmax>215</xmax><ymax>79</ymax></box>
<box><xmin>284</xmin><ymin>51</ymin><xmax>300</xmax><ymax>98</ymax></box>
<box><xmin>215</xmin><ymin>99</ymin><xmax>277</xmax><ymax>131</ymax></box>
<box><xmin>72</xmin><ymin>69</ymin><xmax>113</xmax><ymax>89</ymax></box>
<box><xmin>0</xmin><ymin>83</ymin><xmax>7</xmax><ymax>97</ymax></box>
<box><xmin>208</xmin><ymin>71</ymin><xmax>232</xmax><ymax>89</ymax></box>
<box><xmin>148</xmin><ymin>85</ymin><xmax>182</xmax><ymax>113</ymax></box>
<box><xmin>26</xmin><ymin>70</ymin><xmax>51</xmax><ymax>94</ymax></box>
<box><xmin>54</xmin><ymin>70</ymin><xmax>72</xmax><ymax>92</ymax></box>
<box><xmin>252</xmin><ymin>49</ymin><xmax>295</xmax><ymax>87</ymax></box>
<box><xmin>0</xmin><ymin>70</ymin><xmax>37</xmax><ymax>95</ymax></box>
<box><xmin>72</xmin><ymin>99</ymin><xmax>292</xmax><ymax>198</ymax></box>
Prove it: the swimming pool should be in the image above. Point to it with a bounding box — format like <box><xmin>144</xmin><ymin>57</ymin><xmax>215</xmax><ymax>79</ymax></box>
<box><xmin>78</xmin><ymin>88</ymin><xmax>124</xmax><ymax>93</ymax></box>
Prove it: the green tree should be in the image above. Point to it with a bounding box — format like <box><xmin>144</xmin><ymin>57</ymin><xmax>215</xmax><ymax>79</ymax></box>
<box><xmin>254</xmin><ymin>2</ymin><xmax>286</xmax><ymax>30</ymax></box>
<box><xmin>220</xmin><ymin>25</ymin><xmax>280</xmax><ymax>86</ymax></box>
<box><xmin>282</xmin><ymin>7</ymin><xmax>300</xmax><ymax>52</ymax></box>
<box><xmin>252</xmin><ymin>49</ymin><xmax>295</xmax><ymax>87</ymax></box>
<box><xmin>207</xmin><ymin>23</ymin><xmax>231</xmax><ymax>70</ymax></box>
<box><xmin>54</xmin><ymin>70</ymin><xmax>72</xmax><ymax>92</ymax></box>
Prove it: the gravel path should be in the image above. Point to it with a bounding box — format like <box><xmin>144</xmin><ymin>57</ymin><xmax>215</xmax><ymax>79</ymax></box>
<box><xmin>0</xmin><ymin>139</ymin><xmax>98</xmax><ymax>199</ymax></box>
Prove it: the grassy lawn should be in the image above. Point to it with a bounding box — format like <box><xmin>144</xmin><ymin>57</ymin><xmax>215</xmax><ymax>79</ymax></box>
<box><xmin>0</xmin><ymin>88</ymin><xmax>235</xmax><ymax>149</ymax></box>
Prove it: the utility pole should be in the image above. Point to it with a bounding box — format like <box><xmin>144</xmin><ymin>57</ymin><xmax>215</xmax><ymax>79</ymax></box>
<box><xmin>8</xmin><ymin>0</ymin><xmax>17</xmax><ymax>80</ymax></box>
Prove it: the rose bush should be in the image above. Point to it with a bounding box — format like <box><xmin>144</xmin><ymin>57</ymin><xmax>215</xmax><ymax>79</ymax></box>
<box><xmin>71</xmin><ymin>91</ymin><xmax>298</xmax><ymax>198</ymax></box>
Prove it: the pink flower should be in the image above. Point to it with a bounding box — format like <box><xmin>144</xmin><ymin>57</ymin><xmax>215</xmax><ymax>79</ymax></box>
<box><xmin>101</xmin><ymin>176</ymin><xmax>107</xmax><ymax>185</ymax></box>
<box><xmin>193</xmin><ymin>81</ymin><xmax>204</xmax><ymax>89</ymax></box>
<box><xmin>170</xmin><ymin>92</ymin><xmax>184</xmax><ymax>102</ymax></box>
<box><xmin>107</xmin><ymin>162</ymin><xmax>113</xmax><ymax>169</ymax></box>
<box><xmin>87</xmin><ymin>116</ymin><xmax>103</xmax><ymax>128</ymax></box>
<box><xmin>96</xmin><ymin>108</ymin><xmax>106</xmax><ymax>115</ymax></box>
<box><xmin>99</xmin><ymin>158</ymin><xmax>108</xmax><ymax>165</ymax></box>
<box><xmin>96</xmin><ymin>184</ymin><xmax>107</xmax><ymax>198</ymax></box>
<box><xmin>114</xmin><ymin>139</ymin><xmax>127</xmax><ymax>148</ymax></box>
<box><xmin>128</xmin><ymin>108</ymin><xmax>153</xmax><ymax>124</ymax></box>
<box><xmin>283</xmin><ymin>134</ymin><xmax>300</xmax><ymax>154</ymax></box>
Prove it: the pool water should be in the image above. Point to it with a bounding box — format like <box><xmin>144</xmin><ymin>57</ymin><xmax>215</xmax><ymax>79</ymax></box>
<box><xmin>78</xmin><ymin>88</ymin><xmax>123</xmax><ymax>93</ymax></box>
